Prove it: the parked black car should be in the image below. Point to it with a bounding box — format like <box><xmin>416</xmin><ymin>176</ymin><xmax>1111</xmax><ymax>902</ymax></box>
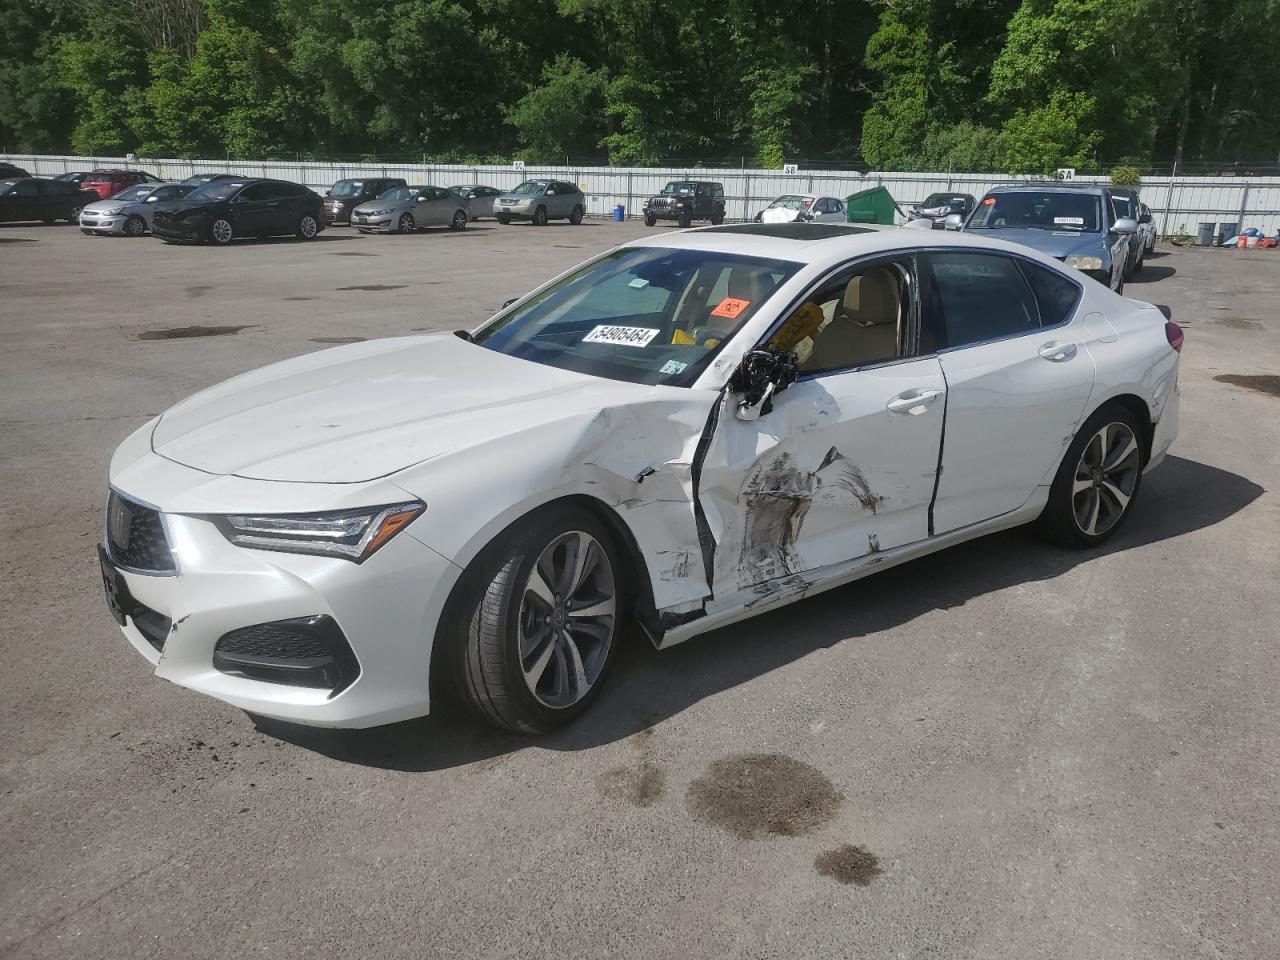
<box><xmin>643</xmin><ymin>180</ymin><xmax>725</xmax><ymax>227</ymax></box>
<box><xmin>54</xmin><ymin>171</ymin><xmax>93</xmax><ymax>187</ymax></box>
<box><xmin>0</xmin><ymin>161</ymin><xmax>31</xmax><ymax>179</ymax></box>
<box><xmin>323</xmin><ymin>177</ymin><xmax>407</xmax><ymax>224</ymax></box>
<box><xmin>151</xmin><ymin>178</ymin><xmax>325</xmax><ymax>244</ymax></box>
<box><xmin>0</xmin><ymin>177</ymin><xmax>98</xmax><ymax>224</ymax></box>
<box><xmin>908</xmin><ymin>192</ymin><xmax>976</xmax><ymax>226</ymax></box>
<box><xmin>181</xmin><ymin>173</ymin><xmax>239</xmax><ymax>188</ymax></box>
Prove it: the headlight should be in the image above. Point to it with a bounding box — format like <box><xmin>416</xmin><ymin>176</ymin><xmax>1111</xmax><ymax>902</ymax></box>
<box><xmin>1065</xmin><ymin>256</ymin><xmax>1105</xmax><ymax>271</ymax></box>
<box><xmin>213</xmin><ymin>501</ymin><xmax>425</xmax><ymax>562</ymax></box>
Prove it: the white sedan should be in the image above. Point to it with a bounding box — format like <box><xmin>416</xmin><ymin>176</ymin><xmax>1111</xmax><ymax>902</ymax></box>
<box><xmin>758</xmin><ymin>194</ymin><xmax>847</xmax><ymax>224</ymax></box>
<box><xmin>101</xmin><ymin>222</ymin><xmax>1182</xmax><ymax>732</ymax></box>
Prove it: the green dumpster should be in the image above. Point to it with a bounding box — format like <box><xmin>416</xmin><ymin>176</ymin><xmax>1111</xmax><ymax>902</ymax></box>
<box><xmin>844</xmin><ymin>185</ymin><xmax>897</xmax><ymax>225</ymax></box>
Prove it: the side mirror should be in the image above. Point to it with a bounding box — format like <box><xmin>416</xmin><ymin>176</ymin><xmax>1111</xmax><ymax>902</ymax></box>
<box><xmin>146</xmin><ymin>195</ymin><xmax>159</xmax><ymax>202</ymax></box>
<box><xmin>417</xmin><ymin>196</ymin><xmax>428</xmax><ymax>204</ymax></box>
<box><xmin>732</xmin><ymin>348</ymin><xmax>799</xmax><ymax>421</ymax></box>
<box><xmin>1113</xmin><ymin>217</ymin><xmax>1138</xmax><ymax>235</ymax></box>
<box><xmin>944</xmin><ymin>213</ymin><xmax>964</xmax><ymax>231</ymax></box>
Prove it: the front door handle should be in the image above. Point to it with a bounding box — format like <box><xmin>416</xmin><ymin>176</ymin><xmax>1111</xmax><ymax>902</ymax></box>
<box><xmin>1038</xmin><ymin>341</ymin><xmax>1077</xmax><ymax>362</ymax></box>
<box><xmin>886</xmin><ymin>388</ymin><xmax>943</xmax><ymax>415</ymax></box>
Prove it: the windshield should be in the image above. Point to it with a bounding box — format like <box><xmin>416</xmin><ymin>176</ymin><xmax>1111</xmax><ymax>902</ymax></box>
<box><xmin>378</xmin><ymin>187</ymin><xmax>414</xmax><ymax>201</ymax></box>
<box><xmin>113</xmin><ymin>185</ymin><xmax>154</xmax><ymax>202</ymax></box>
<box><xmin>474</xmin><ymin>247</ymin><xmax>801</xmax><ymax>387</ymax></box>
<box><xmin>661</xmin><ymin>181</ymin><xmax>696</xmax><ymax>196</ymax></box>
<box><xmin>921</xmin><ymin>193</ymin><xmax>967</xmax><ymax>208</ymax></box>
<box><xmin>767</xmin><ymin>195</ymin><xmax>812</xmax><ymax>211</ymax></box>
<box><xmin>968</xmin><ymin>191</ymin><xmax>1102</xmax><ymax>233</ymax></box>
<box><xmin>327</xmin><ymin>180</ymin><xmax>363</xmax><ymax>198</ymax></box>
<box><xmin>510</xmin><ymin>180</ymin><xmax>549</xmax><ymax>196</ymax></box>
<box><xmin>187</xmin><ymin>180</ymin><xmax>247</xmax><ymax>201</ymax></box>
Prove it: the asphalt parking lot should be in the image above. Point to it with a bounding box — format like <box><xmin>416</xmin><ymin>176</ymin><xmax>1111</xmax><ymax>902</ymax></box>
<box><xmin>2</xmin><ymin>221</ymin><xmax>1278</xmax><ymax>960</ymax></box>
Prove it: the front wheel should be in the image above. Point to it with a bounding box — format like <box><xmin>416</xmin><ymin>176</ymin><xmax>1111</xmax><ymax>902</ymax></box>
<box><xmin>124</xmin><ymin>215</ymin><xmax>146</xmax><ymax>237</ymax></box>
<box><xmin>449</xmin><ymin>506</ymin><xmax>624</xmax><ymax>733</ymax></box>
<box><xmin>532</xmin><ymin>205</ymin><xmax>548</xmax><ymax>226</ymax></box>
<box><xmin>569</xmin><ymin>204</ymin><xmax>584</xmax><ymax>225</ymax></box>
<box><xmin>295</xmin><ymin>213</ymin><xmax>319</xmax><ymax>240</ymax></box>
<box><xmin>497</xmin><ymin>215</ymin><xmax>511</xmax><ymax>225</ymax></box>
<box><xmin>1038</xmin><ymin>404</ymin><xmax>1144</xmax><ymax>547</ymax></box>
<box><xmin>643</xmin><ymin>214</ymin><xmax>656</xmax><ymax>227</ymax></box>
<box><xmin>398</xmin><ymin>212</ymin><xmax>415</xmax><ymax>234</ymax></box>
<box><xmin>209</xmin><ymin>218</ymin><xmax>234</xmax><ymax>245</ymax></box>
<box><xmin>451</xmin><ymin>209</ymin><xmax>467</xmax><ymax>230</ymax></box>
<box><xmin>677</xmin><ymin>211</ymin><xmax>692</xmax><ymax>229</ymax></box>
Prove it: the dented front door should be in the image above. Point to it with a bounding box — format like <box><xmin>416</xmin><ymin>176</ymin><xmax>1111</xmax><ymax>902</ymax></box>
<box><xmin>696</xmin><ymin>358</ymin><xmax>946</xmax><ymax>604</ymax></box>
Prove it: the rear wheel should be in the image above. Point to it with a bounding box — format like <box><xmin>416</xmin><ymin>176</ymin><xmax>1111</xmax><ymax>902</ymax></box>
<box><xmin>710</xmin><ymin>209</ymin><xmax>725</xmax><ymax>226</ymax></box>
<box><xmin>569</xmin><ymin>204</ymin><xmax>584</xmax><ymax>225</ymax></box>
<box><xmin>398</xmin><ymin>212</ymin><xmax>415</xmax><ymax>234</ymax></box>
<box><xmin>295</xmin><ymin>213</ymin><xmax>319</xmax><ymax>240</ymax></box>
<box><xmin>124</xmin><ymin>215</ymin><xmax>146</xmax><ymax>237</ymax></box>
<box><xmin>209</xmin><ymin>218</ymin><xmax>234</xmax><ymax>245</ymax></box>
<box><xmin>448</xmin><ymin>505</ymin><xmax>624</xmax><ymax>733</ymax></box>
<box><xmin>1038</xmin><ymin>404</ymin><xmax>1144</xmax><ymax>547</ymax></box>
<box><xmin>532</xmin><ymin>205</ymin><xmax>548</xmax><ymax>226</ymax></box>
<box><xmin>66</xmin><ymin>205</ymin><xmax>84</xmax><ymax>223</ymax></box>
<box><xmin>451</xmin><ymin>209</ymin><xmax>467</xmax><ymax>230</ymax></box>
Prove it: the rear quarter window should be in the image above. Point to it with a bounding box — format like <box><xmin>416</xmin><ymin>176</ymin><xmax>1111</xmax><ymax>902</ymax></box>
<box><xmin>1019</xmin><ymin>260</ymin><xmax>1082</xmax><ymax>327</ymax></box>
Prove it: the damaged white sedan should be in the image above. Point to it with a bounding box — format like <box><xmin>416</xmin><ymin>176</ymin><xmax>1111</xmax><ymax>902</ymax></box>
<box><xmin>101</xmin><ymin>223</ymin><xmax>1182</xmax><ymax>732</ymax></box>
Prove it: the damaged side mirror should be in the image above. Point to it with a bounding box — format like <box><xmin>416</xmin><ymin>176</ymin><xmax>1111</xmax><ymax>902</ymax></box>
<box><xmin>731</xmin><ymin>347</ymin><xmax>799</xmax><ymax>421</ymax></box>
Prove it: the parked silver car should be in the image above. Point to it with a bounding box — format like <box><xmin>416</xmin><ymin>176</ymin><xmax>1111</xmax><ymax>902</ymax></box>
<box><xmin>448</xmin><ymin>184</ymin><xmax>503</xmax><ymax>220</ymax></box>
<box><xmin>494</xmin><ymin>179</ymin><xmax>585</xmax><ymax>225</ymax></box>
<box><xmin>78</xmin><ymin>181</ymin><xmax>194</xmax><ymax>236</ymax></box>
<box><xmin>351</xmin><ymin>185</ymin><xmax>469</xmax><ymax>234</ymax></box>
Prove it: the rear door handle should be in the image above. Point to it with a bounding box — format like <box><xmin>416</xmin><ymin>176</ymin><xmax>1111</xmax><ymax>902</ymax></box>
<box><xmin>886</xmin><ymin>388</ymin><xmax>943</xmax><ymax>415</ymax></box>
<box><xmin>1038</xmin><ymin>341</ymin><xmax>1077</xmax><ymax>362</ymax></box>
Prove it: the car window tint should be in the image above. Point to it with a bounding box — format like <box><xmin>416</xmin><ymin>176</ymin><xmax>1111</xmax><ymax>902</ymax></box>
<box><xmin>1019</xmin><ymin>260</ymin><xmax>1082</xmax><ymax>327</ymax></box>
<box><xmin>929</xmin><ymin>253</ymin><xmax>1039</xmax><ymax>348</ymax></box>
<box><xmin>238</xmin><ymin>183</ymin><xmax>271</xmax><ymax>201</ymax></box>
<box><xmin>14</xmin><ymin>180</ymin><xmax>38</xmax><ymax>196</ymax></box>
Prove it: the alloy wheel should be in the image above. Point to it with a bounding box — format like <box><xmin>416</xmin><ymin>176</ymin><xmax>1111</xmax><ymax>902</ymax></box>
<box><xmin>124</xmin><ymin>215</ymin><xmax>145</xmax><ymax>237</ymax></box>
<box><xmin>298</xmin><ymin>215</ymin><xmax>318</xmax><ymax>239</ymax></box>
<box><xmin>399</xmin><ymin>213</ymin><xmax>414</xmax><ymax>233</ymax></box>
<box><xmin>517</xmin><ymin>530</ymin><xmax>616</xmax><ymax>709</ymax></box>
<box><xmin>452</xmin><ymin>210</ymin><xmax>466</xmax><ymax>230</ymax></box>
<box><xmin>69</xmin><ymin>206</ymin><xmax>83</xmax><ymax>220</ymax></box>
<box><xmin>1072</xmin><ymin>421</ymin><xmax>1141</xmax><ymax>536</ymax></box>
<box><xmin>211</xmin><ymin>219</ymin><xmax>233</xmax><ymax>244</ymax></box>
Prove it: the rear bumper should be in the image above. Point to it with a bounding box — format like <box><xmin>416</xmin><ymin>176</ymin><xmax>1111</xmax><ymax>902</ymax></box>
<box><xmin>1147</xmin><ymin>370</ymin><xmax>1179</xmax><ymax>472</ymax></box>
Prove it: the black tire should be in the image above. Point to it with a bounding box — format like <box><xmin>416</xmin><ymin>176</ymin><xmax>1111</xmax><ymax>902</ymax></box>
<box><xmin>447</xmin><ymin>505</ymin><xmax>625</xmax><ymax>733</ymax></box>
<box><xmin>497</xmin><ymin>215</ymin><xmax>511</xmax><ymax>225</ymax></box>
<box><xmin>66</xmin><ymin>205</ymin><xmax>83</xmax><ymax>223</ymax></box>
<box><xmin>450</xmin><ymin>208</ymin><xmax>467</xmax><ymax>230</ymax></box>
<box><xmin>569</xmin><ymin>204</ymin><xmax>584</xmax><ymax>225</ymax></box>
<box><xmin>295</xmin><ymin>213</ymin><xmax>319</xmax><ymax>240</ymax></box>
<box><xmin>710</xmin><ymin>209</ymin><xmax>725</xmax><ymax>226</ymax></box>
<box><xmin>124</xmin><ymin>215</ymin><xmax>146</xmax><ymax>237</ymax></box>
<box><xmin>532</xmin><ymin>205</ymin><xmax>548</xmax><ymax>226</ymax></box>
<box><xmin>1037</xmin><ymin>403</ymin><xmax>1145</xmax><ymax>548</ymax></box>
<box><xmin>643</xmin><ymin>214</ymin><xmax>656</xmax><ymax>227</ymax></box>
<box><xmin>209</xmin><ymin>218</ymin><xmax>234</xmax><ymax>245</ymax></box>
<box><xmin>397</xmin><ymin>212</ymin><xmax>415</xmax><ymax>234</ymax></box>
<box><xmin>677</xmin><ymin>211</ymin><xmax>692</xmax><ymax>229</ymax></box>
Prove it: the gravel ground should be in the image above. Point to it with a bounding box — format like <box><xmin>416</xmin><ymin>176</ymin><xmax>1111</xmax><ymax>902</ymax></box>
<box><xmin>1</xmin><ymin>221</ymin><xmax>1277</xmax><ymax>960</ymax></box>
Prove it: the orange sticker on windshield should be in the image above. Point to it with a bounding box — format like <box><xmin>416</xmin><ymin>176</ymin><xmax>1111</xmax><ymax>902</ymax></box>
<box><xmin>710</xmin><ymin>297</ymin><xmax>750</xmax><ymax>319</ymax></box>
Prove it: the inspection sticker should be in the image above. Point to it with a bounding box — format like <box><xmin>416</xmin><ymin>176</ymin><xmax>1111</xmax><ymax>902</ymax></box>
<box><xmin>659</xmin><ymin>359</ymin><xmax>688</xmax><ymax>375</ymax></box>
<box><xmin>1054</xmin><ymin>216</ymin><xmax>1085</xmax><ymax>225</ymax></box>
<box><xmin>710</xmin><ymin>297</ymin><xmax>751</xmax><ymax>320</ymax></box>
<box><xmin>583</xmin><ymin>325</ymin><xmax>660</xmax><ymax>348</ymax></box>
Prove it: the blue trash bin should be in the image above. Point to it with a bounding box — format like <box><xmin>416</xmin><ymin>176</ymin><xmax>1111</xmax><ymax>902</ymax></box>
<box><xmin>612</xmin><ymin>204</ymin><xmax>625</xmax><ymax>222</ymax></box>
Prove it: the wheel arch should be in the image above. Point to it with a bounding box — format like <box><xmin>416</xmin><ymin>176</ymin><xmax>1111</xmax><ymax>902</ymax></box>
<box><xmin>1085</xmin><ymin>391</ymin><xmax>1156</xmax><ymax>463</ymax></box>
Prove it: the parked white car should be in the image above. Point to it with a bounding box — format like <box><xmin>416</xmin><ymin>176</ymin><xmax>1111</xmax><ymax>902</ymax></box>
<box><xmin>758</xmin><ymin>194</ymin><xmax>846</xmax><ymax>224</ymax></box>
<box><xmin>79</xmin><ymin>181</ymin><xmax>194</xmax><ymax>236</ymax></box>
<box><xmin>101</xmin><ymin>222</ymin><xmax>1182</xmax><ymax>732</ymax></box>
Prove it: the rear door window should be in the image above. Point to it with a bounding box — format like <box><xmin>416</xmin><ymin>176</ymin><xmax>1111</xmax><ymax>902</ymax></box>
<box><xmin>927</xmin><ymin>252</ymin><xmax>1040</xmax><ymax>348</ymax></box>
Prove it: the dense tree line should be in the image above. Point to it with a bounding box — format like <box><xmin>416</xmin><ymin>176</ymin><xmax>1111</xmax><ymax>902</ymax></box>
<box><xmin>1</xmin><ymin>0</ymin><xmax>1277</xmax><ymax>172</ymax></box>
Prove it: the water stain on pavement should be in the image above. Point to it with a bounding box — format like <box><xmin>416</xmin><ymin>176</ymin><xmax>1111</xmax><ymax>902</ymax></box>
<box><xmin>335</xmin><ymin>283</ymin><xmax>406</xmax><ymax>292</ymax></box>
<box><xmin>310</xmin><ymin>336</ymin><xmax>366</xmax><ymax>344</ymax></box>
<box><xmin>185</xmin><ymin>285</ymin><xmax>213</xmax><ymax>298</ymax></box>
<box><xmin>136</xmin><ymin>325</ymin><xmax>252</xmax><ymax>340</ymax></box>
<box><xmin>1215</xmin><ymin>374</ymin><xmax>1280</xmax><ymax>397</ymax></box>
<box><xmin>686</xmin><ymin>753</ymin><xmax>841</xmax><ymax>839</ymax></box>
<box><xmin>597</xmin><ymin>727</ymin><xmax>666</xmax><ymax>808</ymax></box>
<box><xmin>815</xmin><ymin>844</ymin><xmax>883</xmax><ymax>886</ymax></box>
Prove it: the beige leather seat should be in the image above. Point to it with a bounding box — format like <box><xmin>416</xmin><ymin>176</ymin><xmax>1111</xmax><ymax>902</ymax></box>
<box><xmin>804</xmin><ymin>266</ymin><xmax>901</xmax><ymax>370</ymax></box>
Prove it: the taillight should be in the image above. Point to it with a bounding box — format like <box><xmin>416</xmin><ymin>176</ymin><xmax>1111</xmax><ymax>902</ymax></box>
<box><xmin>1165</xmin><ymin>321</ymin><xmax>1184</xmax><ymax>353</ymax></box>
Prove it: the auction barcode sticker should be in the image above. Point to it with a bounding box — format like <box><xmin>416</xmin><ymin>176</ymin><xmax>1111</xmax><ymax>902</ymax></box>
<box><xmin>583</xmin><ymin>325</ymin><xmax>660</xmax><ymax>348</ymax></box>
<box><xmin>1053</xmin><ymin>217</ymin><xmax>1085</xmax><ymax>225</ymax></box>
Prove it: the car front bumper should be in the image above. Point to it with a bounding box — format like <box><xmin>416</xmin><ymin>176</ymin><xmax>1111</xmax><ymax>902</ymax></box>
<box><xmin>494</xmin><ymin>202</ymin><xmax>536</xmax><ymax>220</ymax></box>
<box><xmin>102</xmin><ymin>427</ymin><xmax>463</xmax><ymax>728</ymax></box>
<box><xmin>152</xmin><ymin>220</ymin><xmax>206</xmax><ymax>241</ymax></box>
<box><xmin>351</xmin><ymin>213</ymin><xmax>395</xmax><ymax>231</ymax></box>
<box><xmin>79</xmin><ymin>213</ymin><xmax>128</xmax><ymax>234</ymax></box>
<box><xmin>323</xmin><ymin>202</ymin><xmax>353</xmax><ymax>224</ymax></box>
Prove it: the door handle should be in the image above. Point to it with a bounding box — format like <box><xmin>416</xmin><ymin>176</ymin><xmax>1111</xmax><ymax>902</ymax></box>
<box><xmin>1038</xmin><ymin>341</ymin><xmax>1077</xmax><ymax>362</ymax></box>
<box><xmin>886</xmin><ymin>388</ymin><xmax>943</xmax><ymax>415</ymax></box>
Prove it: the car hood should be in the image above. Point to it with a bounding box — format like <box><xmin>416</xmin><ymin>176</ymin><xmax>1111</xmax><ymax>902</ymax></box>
<box><xmin>761</xmin><ymin>207</ymin><xmax>803</xmax><ymax>223</ymax></box>
<box><xmin>82</xmin><ymin>197</ymin><xmax>135</xmax><ymax>214</ymax></box>
<box><xmin>352</xmin><ymin>199</ymin><xmax>403</xmax><ymax>214</ymax></box>
<box><xmin>963</xmin><ymin>227</ymin><xmax>1107</xmax><ymax>258</ymax></box>
<box><xmin>151</xmin><ymin>199</ymin><xmax>224</xmax><ymax>217</ymax></box>
<box><xmin>149</xmin><ymin>334</ymin><xmax>657</xmax><ymax>483</ymax></box>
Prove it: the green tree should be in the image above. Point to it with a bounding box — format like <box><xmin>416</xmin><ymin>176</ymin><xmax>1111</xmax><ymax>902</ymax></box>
<box><xmin>507</xmin><ymin>54</ymin><xmax>606</xmax><ymax>162</ymax></box>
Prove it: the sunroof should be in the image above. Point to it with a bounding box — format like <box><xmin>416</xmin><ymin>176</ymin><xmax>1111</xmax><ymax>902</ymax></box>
<box><xmin>699</xmin><ymin>223</ymin><xmax>878</xmax><ymax>240</ymax></box>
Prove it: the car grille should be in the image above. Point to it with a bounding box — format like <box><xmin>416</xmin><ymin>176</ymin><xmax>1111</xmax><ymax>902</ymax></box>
<box><xmin>106</xmin><ymin>490</ymin><xmax>175</xmax><ymax>573</ymax></box>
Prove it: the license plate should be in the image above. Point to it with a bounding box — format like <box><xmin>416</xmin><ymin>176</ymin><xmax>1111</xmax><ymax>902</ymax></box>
<box><xmin>97</xmin><ymin>544</ymin><xmax>130</xmax><ymax>625</ymax></box>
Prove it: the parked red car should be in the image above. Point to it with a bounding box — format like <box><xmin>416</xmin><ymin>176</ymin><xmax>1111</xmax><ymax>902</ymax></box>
<box><xmin>80</xmin><ymin>168</ymin><xmax>161</xmax><ymax>200</ymax></box>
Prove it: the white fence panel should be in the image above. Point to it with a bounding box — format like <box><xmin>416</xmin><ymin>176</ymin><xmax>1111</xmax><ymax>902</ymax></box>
<box><xmin>6</xmin><ymin>153</ymin><xmax>1280</xmax><ymax>233</ymax></box>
